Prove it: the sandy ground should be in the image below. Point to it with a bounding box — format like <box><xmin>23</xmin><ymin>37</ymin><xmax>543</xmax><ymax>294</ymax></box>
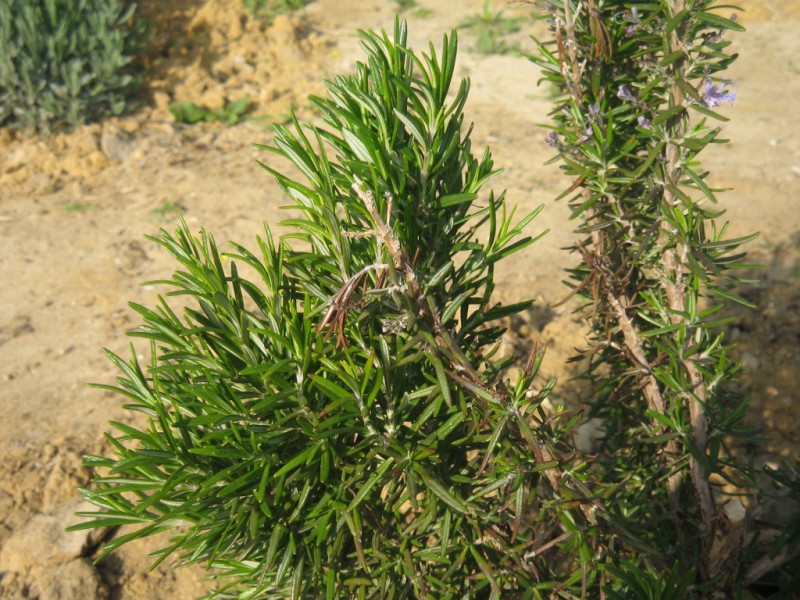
<box><xmin>1</xmin><ymin>1</ymin><xmax>798</xmax><ymax>597</ymax></box>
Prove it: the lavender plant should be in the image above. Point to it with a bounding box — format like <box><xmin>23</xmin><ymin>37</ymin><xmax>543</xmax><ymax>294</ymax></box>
<box><xmin>0</xmin><ymin>0</ymin><xmax>146</xmax><ymax>134</ymax></box>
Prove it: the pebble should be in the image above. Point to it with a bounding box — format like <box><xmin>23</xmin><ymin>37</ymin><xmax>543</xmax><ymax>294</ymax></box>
<box><xmin>0</xmin><ymin>498</ymin><xmax>108</xmax><ymax>600</ymax></box>
<box><xmin>0</xmin><ymin>499</ymin><xmax>104</xmax><ymax>573</ymax></box>
<box><xmin>741</xmin><ymin>351</ymin><xmax>760</xmax><ymax>370</ymax></box>
<box><xmin>153</xmin><ymin>91</ymin><xmax>172</xmax><ymax>113</ymax></box>
<box><xmin>101</xmin><ymin>125</ymin><xmax>135</xmax><ymax>163</ymax></box>
<box><xmin>35</xmin><ymin>559</ymin><xmax>108</xmax><ymax>600</ymax></box>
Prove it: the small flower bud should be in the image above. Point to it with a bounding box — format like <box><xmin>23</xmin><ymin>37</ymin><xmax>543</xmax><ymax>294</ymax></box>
<box><xmin>617</xmin><ymin>85</ymin><xmax>636</xmax><ymax>102</ymax></box>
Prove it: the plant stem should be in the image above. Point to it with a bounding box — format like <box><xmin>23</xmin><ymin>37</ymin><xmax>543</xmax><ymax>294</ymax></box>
<box><xmin>661</xmin><ymin>0</ymin><xmax>716</xmax><ymax>548</ymax></box>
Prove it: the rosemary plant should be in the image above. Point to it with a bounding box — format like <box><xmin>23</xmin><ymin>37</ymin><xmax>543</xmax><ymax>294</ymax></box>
<box><xmin>71</xmin><ymin>20</ymin><xmax>597</xmax><ymax>598</ymax></box>
<box><xmin>532</xmin><ymin>0</ymin><xmax>799</xmax><ymax>594</ymax></box>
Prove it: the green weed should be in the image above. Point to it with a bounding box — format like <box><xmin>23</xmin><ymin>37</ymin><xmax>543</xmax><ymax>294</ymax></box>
<box><xmin>64</xmin><ymin>201</ymin><xmax>98</xmax><ymax>214</ymax></box>
<box><xmin>151</xmin><ymin>201</ymin><xmax>183</xmax><ymax>221</ymax></box>
<box><xmin>169</xmin><ymin>97</ymin><xmax>250</xmax><ymax>126</ymax></box>
<box><xmin>393</xmin><ymin>0</ymin><xmax>417</xmax><ymax>9</ymax></box>
<box><xmin>458</xmin><ymin>1</ymin><xmax>525</xmax><ymax>55</ymax></box>
<box><xmin>242</xmin><ymin>0</ymin><xmax>312</xmax><ymax>21</ymax></box>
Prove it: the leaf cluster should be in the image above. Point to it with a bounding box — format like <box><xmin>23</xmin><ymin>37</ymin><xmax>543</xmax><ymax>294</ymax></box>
<box><xmin>72</xmin><ymin>20</ymin><xmax>564</xmax><ymax>599</ymax></box>
<box><xmin>242</xmin><ymin>0</ymin><xmax>312</xmax><ymax>22</ymax></box>
<box><xmin>458</xmin><ymin>0</ymin><xmax>526</xmax><ymax>56</ymax></box>
<box><xmin>170</xmin><ymin>97</ymin><xmax>251</xmax><ymax>126</ymax></box>
<box><xmin>0</xmin><ymin>0</ymin><xmax>147</xmax><ymax>134</ymax></box>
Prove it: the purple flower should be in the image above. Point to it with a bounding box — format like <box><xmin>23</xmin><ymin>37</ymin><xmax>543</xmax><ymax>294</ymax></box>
<box><xmin>622</xmin><ymin>7</ymin><xmax>641</xmax><ymax>26</ymax></box>
<box><xmin>637</xmin><ymin>115</ymin><xmax>651</xmax><ymax>128</ymax></box>
<box><xmin>703</xmin><ymin>80</ymin><xmax>736</xmax><ymax>108</ymax></box>
<box><xmin>622</xmin><ymin>7</ymin><xmax>641</xmax><ymax>36</ymax></box>
<box><xmin>617</xmin><ymin>85</ymin><xmax>636</xmax><ymax>102</ymax></box>
<box><xmin>545</xmin><ymin>131</ymin><xmax>560</xmax><ymax>148</ymax></box>
<box><xmin>578</xmin><ymin>103</ymin><xmax>603</xmax><ymax>141</ymax></box>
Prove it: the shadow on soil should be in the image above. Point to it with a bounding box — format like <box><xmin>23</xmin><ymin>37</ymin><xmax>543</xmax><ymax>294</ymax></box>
<box><xmin>725</xmin><ymin>237</ymin><xmax>800</xmax><ymax>459</ymax></box>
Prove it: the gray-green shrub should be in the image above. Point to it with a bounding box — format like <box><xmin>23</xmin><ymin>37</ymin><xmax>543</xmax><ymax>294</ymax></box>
<box><xmin>0</xmin><ymin>0</ymin><xmax>146</xmax><ymax>134</ymax></box>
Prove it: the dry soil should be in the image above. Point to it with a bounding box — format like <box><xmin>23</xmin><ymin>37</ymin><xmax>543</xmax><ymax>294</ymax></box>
<box><xmin>1</xmin><ymin>1</ymin><xmax>799</xmax><ymax>597</ymax></box>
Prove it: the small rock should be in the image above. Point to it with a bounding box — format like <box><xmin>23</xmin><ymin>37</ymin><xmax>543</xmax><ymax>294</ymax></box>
<box><xmin>741</xmin><ymin>352</ymin><xmax>760</xmax><ymax>370</ymax></box>
<box><xmin>101</xmin><ymin>125</ymin><xmax>135</xmax><ymax>163</ymax></box>
<box><xmin>152</xmin><ymin>90</ymin><xmax>172</xmax><ymax>112</ymax></box>
<box><xmin>4</xmin><ymin>146</ymin><xmax>28</xmax><ymax>172</ymax></box>
<box><xmin>30</xmin><ymin>172</ymin><xmax>54</xmax><ymax>192</ymax></box>
<box><xmin>115</xmin><ymin>240</ymin><xmax>150</xmax><ymax>273</ymax></box>
<box><xmin>32</xmin><ymin>558</ymin><xmax>109</xmax><ymax>600</ymax></box>
<box><xmin>0</xmin><ymin>570</ymin><xmax>27</xmax><ymax>599</ymax></box>
<box><xmin>270</xmin><ymin>15</ymin><xmax>306</xmax><ymax>63</ymax></box>
<box><xmin>118</xmin><ymin>119</ymin><xmax>141</xmax><ymax>134</ymax></box>
<box><xmin>723</xmin><ymin>499</ymin><xmax>746</xmax><ymax>524</ymax></box>
<box><xmin>0</xmin><ymin>499</ymin><xmax>107</xmax><ymax>573</ymax></box>
<box><xmin>200</xmin><ymin>85</ymin><xmax>226</xmax><ymax>110</ymax></box>
<box><xmin>0</xmin><ymin>315</ymin><xmax>33</xmax><ymax>346</ymax></box>
<box><xmin>573</xmin><ymin>418</ymin><xmax>606</xmax><ymax>454</ymax></box>
<box><xmin>88</xmin><ymin>150</ymin><xmax>109</xmax><ymax>169</ymax></box>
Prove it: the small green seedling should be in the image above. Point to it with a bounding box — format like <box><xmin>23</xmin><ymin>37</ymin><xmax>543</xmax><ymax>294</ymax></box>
<box><xmin>169</xmin><ymin>97</ymin><xmax>251</xmax><ymax>126</ymax></box>
<box><xmin>242</xmin><ymin>0</ymin><xmax>311</xmax><ymax>21</ymax></box>
<box><xmin>64</xmin><ymin>201</ymin><xmax>99</xmax><ymax>214</ymax></box>
<box><xmin>150</xmin><ymin>201</ymin><xmax>184</xmax><ymax>222</ymax></box>
<box><xmin>458</xmin><ymin>0</ymin><xmax>525</xmax><ymax>55</ymax></box>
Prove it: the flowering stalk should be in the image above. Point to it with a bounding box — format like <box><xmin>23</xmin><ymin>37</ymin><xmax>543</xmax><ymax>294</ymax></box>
<box><xmin>533</xmin><ymin>0</ymin><xmax>759</xmax><ymax>588</ymax></box>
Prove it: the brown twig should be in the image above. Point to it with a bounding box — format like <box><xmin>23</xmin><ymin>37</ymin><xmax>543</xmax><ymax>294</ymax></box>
<box><xmin>745</xmin><ymin>545</ymin><xmax>800</xmax><ymax>587</ymax></box>
<box><xmin>317</xmin><ymin>262</ymin><xmax>388</xmax><ymax>347</ymax></box>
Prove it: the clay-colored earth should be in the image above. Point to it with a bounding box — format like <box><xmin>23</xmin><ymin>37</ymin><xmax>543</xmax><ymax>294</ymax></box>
<box><xmin>1</xmin><ymin>1</ymin><xmax>798</xmax><ymax>597</ymax></box>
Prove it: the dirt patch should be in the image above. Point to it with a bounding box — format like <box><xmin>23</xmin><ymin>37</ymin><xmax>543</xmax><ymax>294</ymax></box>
<box><xmin>1</xmin><ymin>1</ymin><xmax>799</xmax><ymax>597</ymax></box>
<box><xmin>138</xmin><ymin>0</ymin><xmax>331</xmax><ymax>116</ymax></box>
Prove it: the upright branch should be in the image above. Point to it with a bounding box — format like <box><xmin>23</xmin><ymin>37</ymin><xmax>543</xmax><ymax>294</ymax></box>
<box><xmin>659</xmin><ymin>0</ymin><xmax>715</xmax><ymax>533</ymax></box>
<box><xmin>532</xmin><ymin>0</ymin><xmax>757</xmax><ymax>587</ymax></box>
